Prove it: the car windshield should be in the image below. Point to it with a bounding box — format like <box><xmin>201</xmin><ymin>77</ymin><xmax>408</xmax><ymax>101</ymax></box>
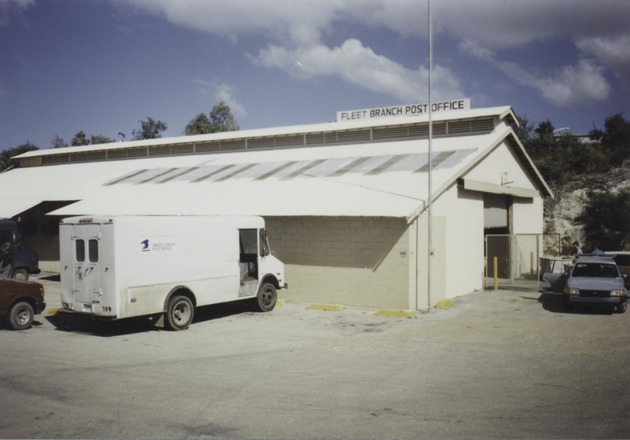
<box><xmin>572</xmin><ymin>263</ymin><xmax>619</xmax><ymax>278</ymax></box>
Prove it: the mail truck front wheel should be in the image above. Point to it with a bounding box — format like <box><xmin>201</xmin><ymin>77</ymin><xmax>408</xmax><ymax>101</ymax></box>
<box><xmin>255</xmin><ymin>282</ymin><xmax>277</xmax><ymax>312</ymax></box>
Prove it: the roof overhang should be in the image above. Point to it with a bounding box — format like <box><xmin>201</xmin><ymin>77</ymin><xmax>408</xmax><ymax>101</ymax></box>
<box><xmin>0</xmin><ymin>198</ymin><xmax>42</xmax><ymax>218</ymax></box>
<box><xmin>0</xmin><ymin>105</ymin><xmax>552</xmax><ymax>222</ymax></box>
<box><xmin>13</xmin><ymin>106</ymin><xmax>515</xmax><ymax>161</ymax></box>
<box><xmin>459</xmin><ymin>178</ymin><xmax>538</xmax><ymax>199</ymax></box>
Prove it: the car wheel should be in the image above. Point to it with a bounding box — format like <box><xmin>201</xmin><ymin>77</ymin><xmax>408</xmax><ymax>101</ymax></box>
<box><xmin>8</xmin><ymin>301</ymin><xmax>34</xmax><ymax>330</ymax></box>
<box><xmin>254</xmin><ymin>282</ymin><xmax>277</xmax><ymax>312</ymax></box>
<box><xmin>165</xmin><ymin>295</ymin><xmax>194</xmax><ymax>331</ymax></box>
<box><xmin>562</xmin><ymin>296</ymin><xmax>576</xmax><ymax>312</ymax></box>
<box><xmin>617</xmin><ymin>301</ymin><xmax>627</xmax><ymax>314</ymax></box>
<box><xmin>11</xmin><ymin>268</ymin><xmax>29</xmax><ymax>281</ymax></box>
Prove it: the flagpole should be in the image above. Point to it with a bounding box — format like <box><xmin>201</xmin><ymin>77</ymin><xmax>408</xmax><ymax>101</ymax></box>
<box><xmin>427</xmin><ymin>0</ymin><xmax>433</xmax><ymax>309</ymax></box>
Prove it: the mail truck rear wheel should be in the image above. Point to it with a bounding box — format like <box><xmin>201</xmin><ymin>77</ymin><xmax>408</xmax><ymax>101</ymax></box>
<box><xmin>254</xmin><ymin>282</ymin><xmax>277</xmax><ymax>312</ymax></box>
<box><xmin>8</xmin><ymin>301</ymin><xmax>34</xmax><ymax>330</ymax></box>
<box><xmin>165</xmin><ymin>295</ymin><xmax>194</xmax><ymax>330</ymax></box>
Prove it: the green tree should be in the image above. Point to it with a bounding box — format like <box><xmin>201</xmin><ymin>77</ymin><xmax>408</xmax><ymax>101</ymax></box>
<box><xmin>133</xmin><ymin>117</ymin><xmax>167</xmax><ymax>140</ymax></box>
<box><xmin>0</xmin><ymin>142</ymin><xmax>39</xmax><ymax>171</ymax></box>
<box><xmin>515</xmin><ymin>115</ymin><xmax>533</xmax><ymax>144</ymax></box>
<box><xmin>51</xmin><ymin>135</ymin><xmax>68</xmax><ymax>149</ymax></box>
<box><xmin>534</xmin><ymin>119</ymin><xmax>555</xmax><ymax>138</ymax></box>
<box><xmin>71</xmin><ymin>131</ymin><xmax>90</xmax><ymax>146</ymax></box>
<box><xmin>523</xmin><ymin>119</ymin><xmax>555</xmax><ymax>159</ymax></box>
<box><xmin>522</xmin><ymin>119</ymin><xmax>609</xmax><ymax>183</ymax></box>
<box><xmin>90</xmin><ymin>134</ymin><xmax>114</xmax><ymax>145</ymax></box>
<box><xmin>590</xmin><ymin>113</ymin><xmax>630</xmax><ymax>167</ymax></box>
<box><xmin>578</xmin><ymin>190</ymin><xmax>630</xmax><ymax>250</ymax></box>
<box><xmin>209</xmin><ymin>101</ymin><xmax>239</xmax><ymax>133</ymax></box>
<box><xmin>185</xmin><ymin>102</ymin><xmax>239</xmax><ymax>135</ymax></box>
<box><xmin>185</xmin><ymin>113</ymin><xmax>212</xmax><ymax>135</ymax></box>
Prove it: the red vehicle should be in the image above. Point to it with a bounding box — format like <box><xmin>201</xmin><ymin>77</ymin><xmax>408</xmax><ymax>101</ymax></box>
<box><xmin>0</xmin><ymin>278</ymin><xmax>45</xmax><ymax>330</ymax></box>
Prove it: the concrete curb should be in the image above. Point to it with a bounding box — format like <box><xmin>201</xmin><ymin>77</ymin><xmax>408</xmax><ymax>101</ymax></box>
<box><xmin>373</xmin><ymin>310</ymin><xmax>416</xmax><ymax>319</ymax></box>
<box><xmin>434</xmin><ymin>299</ymin><xmax>453</xmax><ymax>310</ymax></box>
<box><xmin>305</xmin><ymin>304</ymin><xmax>345</xmax><ymax>312</ymax></box>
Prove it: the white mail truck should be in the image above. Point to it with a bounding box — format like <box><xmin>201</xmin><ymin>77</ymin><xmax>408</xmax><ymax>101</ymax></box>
<box><xmin>59</xmin><ymin>215</ymin><xmax>286</xmax><ymax>330</ymax></box>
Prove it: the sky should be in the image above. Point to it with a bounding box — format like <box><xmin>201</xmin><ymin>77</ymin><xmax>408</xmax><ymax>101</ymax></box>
<box><xmin>1</xmin><ymin>0</ymin><xmax>629</xmax><ymax>152</ymax></box>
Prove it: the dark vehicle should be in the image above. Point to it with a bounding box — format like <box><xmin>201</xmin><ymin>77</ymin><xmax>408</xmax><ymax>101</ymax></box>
<box><xmin>604</xmin><ymin>252</ymin><xmax>630</xmax><ymax>288</ymax></box>
<box><xmin>0</xmin><ymin>219</ymin><xmax>40</xmax><ymax>280</ymax></box>
<box><xmin>0</xmin><ymin>278</ymin><xmax>45</xmax><ymax>330</ymax></box>
<box><xmin>563</xmin><ymin>256</ymin><xmax>627</xmax><ymax>313</ymax></box>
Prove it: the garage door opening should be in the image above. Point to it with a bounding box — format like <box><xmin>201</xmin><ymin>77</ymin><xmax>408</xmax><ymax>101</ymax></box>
<box><xmin>484</xmin><ymin>194</ymin><xmax>511</xmax><ymax>278</ymax></box>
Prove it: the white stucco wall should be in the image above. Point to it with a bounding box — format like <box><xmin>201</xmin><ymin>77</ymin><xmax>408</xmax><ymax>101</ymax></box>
<box><xmin>465</xmin><ymin>142</ymin><xmax>535</xmax><ymax>190</ymax></box>
<box><xmin>432</xmin><ymin>185</ymin><xmax>486</xmax><ymax>298</ymax></box>
<box><xmin>512</xmin><ymin>196</ymin><xmax>544</xmax><ymax>234</ymax></box>
<box><xmin>429</xmin><ymin>140</ymin><xmax>546</xmax><ymax>297</ymax></box>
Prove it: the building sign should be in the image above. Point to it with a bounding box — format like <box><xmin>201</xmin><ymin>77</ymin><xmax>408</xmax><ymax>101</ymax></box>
<box><xmin>337</xmin><ymin>98</ymin><xmax>471</xmax><ymax>122</ymax></box>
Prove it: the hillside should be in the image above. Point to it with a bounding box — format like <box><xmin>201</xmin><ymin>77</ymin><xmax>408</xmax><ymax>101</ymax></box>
<box><xmin>544</xmin><ymin>163</ymin><xmax>630</xmax><ymax>254</ymax></box>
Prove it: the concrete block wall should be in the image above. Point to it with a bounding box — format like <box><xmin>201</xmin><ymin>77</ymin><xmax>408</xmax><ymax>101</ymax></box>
<box><xmin>265</xmin><ymin>216</ymin><xmax>411</xmax><ymax>310</ymax></box>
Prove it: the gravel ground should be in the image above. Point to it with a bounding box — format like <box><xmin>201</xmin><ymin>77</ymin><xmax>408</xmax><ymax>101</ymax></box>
<box><xmin>1</xmin><ymin>275</ymin><xmax>629</xmax><ymax>439</ymax></box>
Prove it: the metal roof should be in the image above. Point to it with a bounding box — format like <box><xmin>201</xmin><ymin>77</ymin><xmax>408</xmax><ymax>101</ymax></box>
<box><xmin>1</xmin><ymin>106</ymin><xmax>550</xmax><ymax>221</ymax></box>
<box><xmin>13</xmin><ymin>106</ymin><xmax>517</xmax><ymax>160</ymax></box>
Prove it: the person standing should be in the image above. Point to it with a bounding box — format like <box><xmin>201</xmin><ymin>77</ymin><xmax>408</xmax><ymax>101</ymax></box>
<box><xmin>592</xmin><ymin>243</ymin><xmax>604</xmax><ymax>256</ymax></box>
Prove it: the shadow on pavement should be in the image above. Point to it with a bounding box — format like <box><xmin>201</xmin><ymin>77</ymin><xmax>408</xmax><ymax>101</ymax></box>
<box><xmin>537</xmin><ymin>290</ymin><xmax>617</xmax><ymax>315</ymax></box>
<box><xmin>495</xmin><ymin>285</ymin><xmax>620</xmax><ymax>316</ymax></box>
<box><xmin>46</xmin><ymin>312</ymin><xmax>158</xmax><ymax>336</ymax></box>
<box><xmin>0</xmin><ymin>318</ymin><xmax>45</xmax><ymax>331</ymax></box>
<box><xmin>537</xmin><ymin>291</ymin><xmax>566</xmax><ymax>313</ymax></box>
<box><xmin>46</xmin><ymin>300</ymin><xmax>259</xmax><ymax>337</ymax></box>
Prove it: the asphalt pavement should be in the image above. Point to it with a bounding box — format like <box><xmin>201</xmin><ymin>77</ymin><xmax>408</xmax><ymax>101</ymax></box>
<box><xmin>1</xmin><ymin>274</ymin><xmax>629</xmax><ymax>439</ymax></box>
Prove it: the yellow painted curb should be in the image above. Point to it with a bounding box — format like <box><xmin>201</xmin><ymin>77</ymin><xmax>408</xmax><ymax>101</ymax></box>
<box><xmin>373</xmin><ymin>310</ymin><xmax>415</xmax><ymax>319</ymax></box>
<box><xmin>306</xmin><ymin>304</ymin><xmax>345</xmax><ymax>312</ymax></box>
<box><xmin>47</xmin><ymin>307</ymin><xmax>60</xmax><ymax>315</ymax></box>
<box><xmin>434</xmin><ymin>299</ymin><xmax>453</xmax><ymax>310</ymax></box>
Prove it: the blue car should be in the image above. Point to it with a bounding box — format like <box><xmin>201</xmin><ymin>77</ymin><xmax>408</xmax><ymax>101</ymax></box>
<box><xmin>563</xmin><ymin>256</ymin><xmax>627</xmax><ymax>313</ymax></box>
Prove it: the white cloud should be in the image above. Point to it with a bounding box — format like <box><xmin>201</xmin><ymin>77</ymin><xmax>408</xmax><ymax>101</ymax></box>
<box><xmin>189</xmin><ymin>79</ymin><xmax>246</xmax><ymax>119</ymax></box>
<box><xmin>120</xmin><ymin>0</ymin><xmax>630</xmax><ymax>49</ymax></box>
<box><xmin>122</xmin><ymin>0</ymin><xmax>339</xmax><ymax>44</ymax></box>
<box><xmin>457</xmin><ymin>39</ymin><xmax>494</xmax><ymax>62</ymax></box>
<box><xmin>524</xmin><ymin>60</ymin><xmax>610</xmax><ymax>107</ymax></box>
<box><xmin>0</xmin><ymin>0</ymin><xmax>34</xmax><ymax>26</ymax></box>
<box><xmin>443</xmin><ymin>0</ymin><xmax>630</xmax><ymax>99</ymax></box>
<box><xmin>434</xmin><ymin>0</ymin><xmax>630</xmax><ymax>49</ymax></box>
<box><xmin>120</xmin><ymin>0</ymin><xmax>630</xmax><ymax>107</ymax></box>
<box><xmin>460</xmin><ymin>40</ymin><xmax>610</xmax><ymax>107</ymax></box>
<box><xmin>0</xmin><ymin>0</ymin><xmax>34</xmax><ymax>8</ymax></box>
<box><xmin>577</xmin><ymin>36</ymin><xmax>630</xmax><ymax>91</ymax></box>
<box><xmin>213</xmin><ymin>83</ymin><xmax>246</xmax><ymax>119</ymax></box>
<box><xmin>253</xmin><ymin>38</ymin><xmax>463</xmax><ymax>102</ymax></box>
<box><xmin>121</xmin><ymin>0</ymin><xmax>463</xmax><ymax>103</ymax></box>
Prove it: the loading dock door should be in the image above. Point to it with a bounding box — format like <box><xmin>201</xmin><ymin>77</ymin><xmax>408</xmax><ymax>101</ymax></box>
<box><xmin>484</xmin><ymin>194</ymin><xmax>511</xmax><ymax>278</ymax></box>
<box><xmin>486</xmin><ymin>235</ymin><xmax>510</xmax><ymax>279</ymax></box>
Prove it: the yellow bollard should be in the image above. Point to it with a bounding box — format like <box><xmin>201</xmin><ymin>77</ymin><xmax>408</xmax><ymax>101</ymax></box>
<box><xmin>493</xmin><ymin>256</ymin><xmax>498</xmax><ymax>291</ymax></box>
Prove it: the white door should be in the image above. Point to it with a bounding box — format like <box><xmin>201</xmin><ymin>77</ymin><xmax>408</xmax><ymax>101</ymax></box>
<box><xmin>72</xmin><ymin>227</ymin><xmax>102</xmax><ymax>307</ymax></box>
